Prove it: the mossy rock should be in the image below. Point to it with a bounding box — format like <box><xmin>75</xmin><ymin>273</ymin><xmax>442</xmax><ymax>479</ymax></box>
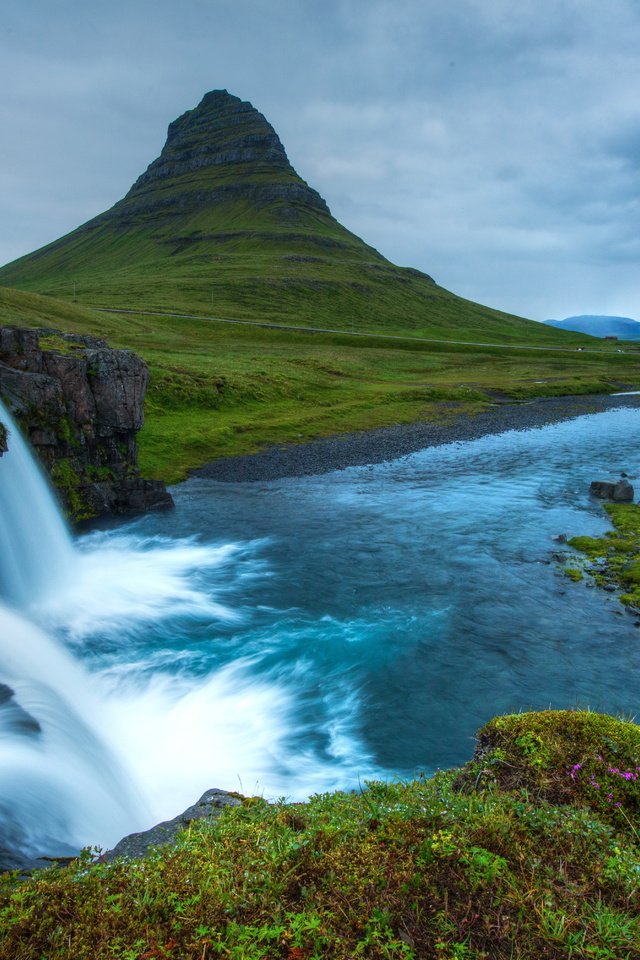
<box><xmin>465</xmin><ymin>710</ymin><xmax>640</xmax><ymax>827</ymax></box>
<box><xmin>567</xmin><ymin>535</ymin><xmax>606</xmax><ymax>556</ymax></box>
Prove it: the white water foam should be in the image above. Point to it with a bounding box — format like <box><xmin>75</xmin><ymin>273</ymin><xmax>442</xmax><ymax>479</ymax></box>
<box><xmin>39</xmin><ymin>533</ymin><xmax>248</xmax><ymax>637</ymax></box>
<box><xmin>0</xmin><ymin>603</ymin><xmax>145</xmax><ymax>855</ymax></box>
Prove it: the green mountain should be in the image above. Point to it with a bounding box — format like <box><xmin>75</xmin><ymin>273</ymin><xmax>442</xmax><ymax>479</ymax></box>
<box><xmin>0</xmin><ymin>90</ymin><xmax>571</xmax><ymax>343</ymax></box>
<box><xmin>3</xmin><ymin>92</ymin><xmax>635</xmax><ymax>482</ymax></box>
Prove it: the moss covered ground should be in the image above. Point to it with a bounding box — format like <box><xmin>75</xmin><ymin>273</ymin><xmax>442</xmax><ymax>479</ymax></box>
<box><xmin>566</xmin><ymin>503</ymin><xmax>640</xmax><ymax>608</ymax></box>
<box><xmin>1</xmin><ymin>710</ymin><xmax>639</xmax><ymax>959</ymax></box>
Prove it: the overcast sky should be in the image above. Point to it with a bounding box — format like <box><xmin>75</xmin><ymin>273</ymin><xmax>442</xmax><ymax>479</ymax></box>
<box><xmin>2</xmin><ymin>0</ymin><xmax>639</xmax><ymax>321</ymax></box>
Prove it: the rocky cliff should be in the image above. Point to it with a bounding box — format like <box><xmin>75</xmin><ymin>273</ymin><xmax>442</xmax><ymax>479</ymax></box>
<box><xmin>116</xmin><ymin>89</ymin><xmax>331</xmax><ymax>223</ymax></box>
<box><xmin>0</xmin><ymin>326</ymin><xmax>173</xmax><ymax>521</ymax></box>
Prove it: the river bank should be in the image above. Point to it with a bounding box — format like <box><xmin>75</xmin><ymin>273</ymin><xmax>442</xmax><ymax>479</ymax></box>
<box><xmin>196</xmin><ymin>391</ymin><xmax>640</xmax><ymax>482</ymax></box>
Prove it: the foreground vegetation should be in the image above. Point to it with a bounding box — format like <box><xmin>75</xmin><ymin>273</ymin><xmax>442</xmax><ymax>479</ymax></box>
<box><xmin>1</xmin><ymin>710</ymin><xmax>639</xmax><ymax>959</ymax></box>
<box><xmin>2</xmin><ymin>287</ymin><xmax>639</xmax><ymax>483</ymax></box>
<box><xmin>566</xmin><ymin>503</ymin><xmax>640</xmax><ymax>609</ymax></box>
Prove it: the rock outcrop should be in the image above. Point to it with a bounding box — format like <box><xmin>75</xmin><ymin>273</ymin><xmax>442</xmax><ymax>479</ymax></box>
<box><xmin>102</xmin><ymin>788</ymin><xmax>243</xmax><ymax>862</ymax></box>
<box><xmin>0</xmin><ymin>326</ymin><xmax>173</xmax><ymax>521</ymax></box>
<box><xmin>95</xmin><ymin>89</ymin><xmax>331</xmax><ymax>227</ymax></box>
<box><xmin>590</xmin><ymin>478</ymin><xmax>634</xmax><ymax>502</ymax></box>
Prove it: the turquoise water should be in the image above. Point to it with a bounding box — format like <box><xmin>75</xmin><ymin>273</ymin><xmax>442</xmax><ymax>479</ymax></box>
<box><xmin>71</xmin><ymin>408</ymin><xmax>640</xmax><ymax>815</ymax></box>
<box><xmin>4</xmin><ymin>406</ymin><xmax>640</xmax><ymax>855</ymax></box>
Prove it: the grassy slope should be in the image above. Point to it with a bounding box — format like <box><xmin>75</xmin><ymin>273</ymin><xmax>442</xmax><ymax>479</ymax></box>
<box><xmin>0</xmin><ymin>95</ymin><xmax>602</xmax><ymax>347</ymax></box>
<box><xmin>2</xmin><ymin>286</ymin><xmax>639</xmax><ymax>483</ymax></box>
<box><xmin>1</xmin><ymin>710</ymin><xmax>639</xmax><ymax>959</ymax></box>
<box><xmin>0</xmin><ymin>213</ymin><xmax>599</xmax><ymax>345</ymax></box>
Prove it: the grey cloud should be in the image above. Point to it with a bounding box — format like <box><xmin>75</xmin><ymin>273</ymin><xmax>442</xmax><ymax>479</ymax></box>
<box><xmin>2</xmin><ymin>0</ymin><xmax>640</xmax><ymax>320</ymax></box>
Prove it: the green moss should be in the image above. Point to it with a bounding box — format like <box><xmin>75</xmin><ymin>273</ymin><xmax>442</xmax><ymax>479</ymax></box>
<box><xmin>568</xmin><ymin>504</ymin><xmax>640</xmax><ymax>608</ymax></box>
<box><xmin>468</xmin><ymin>710</ymin><xmax>640</xmax><ymax>824</ymax></box>
<box><xmin>1</xmin><ymin>710</ymin><xmax>639</xmax><ymax>959</ymax></box>
<box><xmin>38</xmin><ymin>333</ymin><xmax>84</xmax><ymax>355</ymax></box>
<box><xmin>567</xmin><ymin>535</ymin><xmax>605</xmax><ymax>556</ymax></box>
<box><xmin>49</xmin><ymin>458</ymin><xmax>95</xmax><ymax>522</ymax></box>
<box><xmin>564</xmin><ymin>567</ymin><xmax>584</xmax><ymax>582</ymax></box>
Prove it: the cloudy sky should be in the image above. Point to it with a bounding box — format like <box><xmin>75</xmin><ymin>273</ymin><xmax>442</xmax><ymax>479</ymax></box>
<box><xmin>2</xmin><ymin>0</ymin><xmax>639</xmax><ymax>321</ymax></box>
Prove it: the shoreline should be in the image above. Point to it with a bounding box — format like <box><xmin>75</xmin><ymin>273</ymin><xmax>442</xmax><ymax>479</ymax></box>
<box><xmin>195</xmin><ymin>392</ymin><xmax>640</xmax><ymax>483</ymax></box>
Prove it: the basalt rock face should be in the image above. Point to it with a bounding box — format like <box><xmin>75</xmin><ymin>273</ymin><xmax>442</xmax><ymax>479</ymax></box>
<box><xmin>0</xmin><ymin>326</ymin><xmax>173</xmax><ymax>521</ymax></box>
<box><xmin>98</xmin><ymin>89</ymin><xmax>330</xmax><ymax>226</ymax></box>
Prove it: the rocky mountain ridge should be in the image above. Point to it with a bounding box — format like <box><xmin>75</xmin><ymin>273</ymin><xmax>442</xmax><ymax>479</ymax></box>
<box><xmin>77</xmin><ymin>90</ymin><xmax>333</xmax><ymax>235</ymax></box>
<box><xmin>0</xmin><ymin>326</ymin><xmax>173</xmax><ymax>521</ymax></box>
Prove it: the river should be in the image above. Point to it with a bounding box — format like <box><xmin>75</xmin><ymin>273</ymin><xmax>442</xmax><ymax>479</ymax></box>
<box><xmin>1</xmin><ymin>404</ymin><xmax>639</xmax><ymax>862</ymax></box>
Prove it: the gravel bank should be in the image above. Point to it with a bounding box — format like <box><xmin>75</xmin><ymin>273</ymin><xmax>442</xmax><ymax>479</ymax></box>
<box><xmin>195</xmin><ymin>393</ymin><xmax>640</xmax><ymax>483</ymax></box>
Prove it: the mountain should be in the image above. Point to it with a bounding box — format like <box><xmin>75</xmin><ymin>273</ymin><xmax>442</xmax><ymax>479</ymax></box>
<box><xmin>544</xmin><ymin>315</ymin><xmax>640</xmax><ymax>340</ymax></box>
<box><xmin>0</xmin><ymin>90</ymin><xmax>577</xmax><ymax>344</ymax></box>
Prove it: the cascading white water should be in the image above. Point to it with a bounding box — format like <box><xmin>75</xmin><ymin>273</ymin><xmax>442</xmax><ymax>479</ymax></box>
<box><xmin>0</xmin><ymin>399</ymin><xmax>75</xmax><ymax>608</ymax></box>
<box><xmin>0</xmin><ymin>401</ymin><xmax>144</xmax><ymax>865</ymax></box>
<box><xmin>0</xmin><ymin>604</ymin><xmax>143</xmax><ymax>866</ymax></box>
<box><xmin>0</xmin><ymin>401</ymin><xmax>360</xmax><ymax>863</ymax></box>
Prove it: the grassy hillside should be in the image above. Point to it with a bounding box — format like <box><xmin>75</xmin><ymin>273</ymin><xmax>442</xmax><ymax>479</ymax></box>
<box><xmin>2</xmin><ymin>287</ymin><xmax>639</xmax><ymax>483</ymax></box>
<box><xmin>0</xmin><ymin>91</ymin><xmax>599</xmax><ymax>346</ymax></box>
<box><xmin>1</xmin><ymin>710</ymin><xmax>639</xmax><ymax>959</ymax></box>
<box><xmin>1</xmin><ymin>92</ymin><xmax>638</xmax><ymax>481</ymax></box>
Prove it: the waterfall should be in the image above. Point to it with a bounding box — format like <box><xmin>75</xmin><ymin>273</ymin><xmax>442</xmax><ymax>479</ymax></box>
<box><xmin>0</xmin><ymin>605</ymin><xmax>142</xmax><ymax>866</ymax></box>
<box><xmin>0</xmin><ymin>398</ymin><xmax>75</xmax><ymax>608</ymax></box>
<box><xmin>0</xmin><ymin>400</ymin><xmax>143</xmax><ymax>864</ymax></box>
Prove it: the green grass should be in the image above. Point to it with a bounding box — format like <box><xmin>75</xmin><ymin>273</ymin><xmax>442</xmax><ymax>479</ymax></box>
<box><xmin>1</xmin><ymin>710</ymin><xmax>639</xmax><ymax>959</ymax></box>
<box><xmin>2</xmin><ymin>287</ymin><xmax>640</xmax><ymax>483</ymax></box>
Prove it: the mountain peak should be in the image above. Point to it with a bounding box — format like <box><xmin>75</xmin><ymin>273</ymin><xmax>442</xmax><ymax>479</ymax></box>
<box><xmin>128</xmin><ymin>90</ymin><xmax>290</xmax><ymax>195</ymax></box>
<box><xmin>120</xmin><ymin>89</ymin><xmax>329</xmax><ymax>222</ymax></box>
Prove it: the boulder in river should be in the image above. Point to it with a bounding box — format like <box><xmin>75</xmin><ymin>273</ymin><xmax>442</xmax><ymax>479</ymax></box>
<box><xmin>589</xmin><ymin>479</ymin><xmax>634</xmax><ymax>501</ymax></box>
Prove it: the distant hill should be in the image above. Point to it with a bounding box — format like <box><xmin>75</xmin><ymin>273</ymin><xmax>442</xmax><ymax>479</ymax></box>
<box><xmin>544</xmin><ymin>315</ymin><xmax>640</xmax><ymax>340</ymax></box>
<box><xmin>0</xmin><ymin>89</ymin><xmax>585</xmax><ymax>345</ymax></box>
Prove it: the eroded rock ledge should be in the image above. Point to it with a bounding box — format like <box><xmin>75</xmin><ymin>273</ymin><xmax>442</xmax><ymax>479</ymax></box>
<box><xmin>0</xmin><ymin>326</ymin><xmax>173</xmax><ymax>521</ymax></box>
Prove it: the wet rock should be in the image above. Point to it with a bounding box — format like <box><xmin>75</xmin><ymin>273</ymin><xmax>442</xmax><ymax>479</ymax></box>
<box><xmin>0</xmin><ymin>683</ymin><xmax>41</xmax><ymax>734</ymax></box>
<box><xmin>102</xmin><ymin>788</ymin><xmax>243</xmax><ymax>862</ymax></box>
<box><xmin>590</xmin><ymin>479</ymin><xmax>634</xmax><ymax>501</ymax></box>
<box><xmin>0</xmin><ymin>326</ymin><xmax>173</xmax><ymax>521</ymax></box>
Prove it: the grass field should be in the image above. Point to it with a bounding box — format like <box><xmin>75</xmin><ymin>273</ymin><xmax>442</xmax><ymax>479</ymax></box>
<box><xmin>1</xmin><ymin>286</ymin><xmax>638</xmax><ymax>483</ymax></box>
